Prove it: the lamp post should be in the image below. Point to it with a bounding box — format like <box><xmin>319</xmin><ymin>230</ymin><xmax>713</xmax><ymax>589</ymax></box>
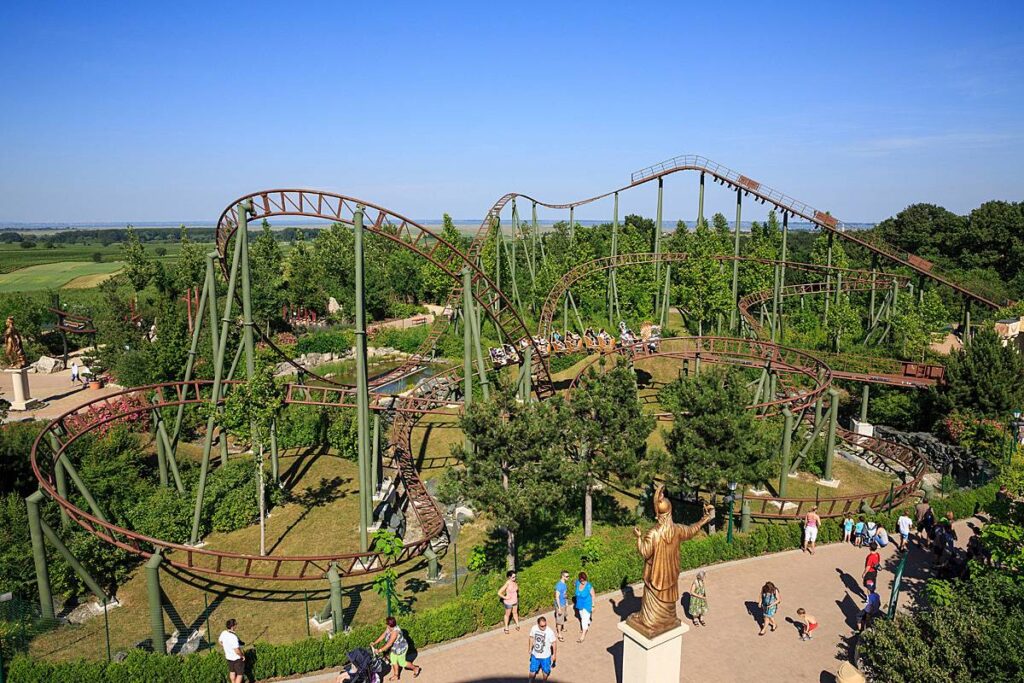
<box><xmin>726</xmin><ymin>481</ymin><xmax>738</xmax><ymax>544</ymax></box>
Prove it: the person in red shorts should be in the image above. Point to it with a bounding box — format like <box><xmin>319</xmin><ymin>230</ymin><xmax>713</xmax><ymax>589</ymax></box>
<box><xmin>796</xmin><ymin>608</ymin><xmax>818</xmax><ymax>641</ymax></box>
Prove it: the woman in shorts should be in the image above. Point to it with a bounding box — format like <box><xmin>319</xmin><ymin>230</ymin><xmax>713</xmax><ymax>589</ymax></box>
<box><xmin>372</xmin><ymin>616</ymin><xmax>421</xmax><ymax>680</ymax></box>
<box><xmin>498</xmin><ymin>569</ymin><xmax>521</xmax><ymax>633</ymax></box>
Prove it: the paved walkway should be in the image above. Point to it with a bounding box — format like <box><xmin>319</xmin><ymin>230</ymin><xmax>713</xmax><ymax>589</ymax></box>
<box><xmin>288</xmin><ymin>519</ymin><xmax>978</xmax><ymax>683</ymax></box>
<box><xmin>1</xmin><ymin>355</ymin><xmax>122</xmax><ymax>423</ymax></box>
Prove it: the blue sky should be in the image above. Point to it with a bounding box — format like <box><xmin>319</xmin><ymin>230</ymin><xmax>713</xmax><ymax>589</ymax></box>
<box><xmin>1</xmin><ymin>1</ymin><xmax>1022</xmax><ymax>224</ymax></box>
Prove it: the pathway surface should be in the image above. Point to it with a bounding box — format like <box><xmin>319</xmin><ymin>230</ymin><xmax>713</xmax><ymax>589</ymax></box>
<box><xmin>289</xmin><ymin>519</ymin><xmax>979</xmax><ymax>683</ymax></box>
<box><xmin>1</xmin><ymin>354</ymin><xmax>123</xmax><ymax>423</ymax></box>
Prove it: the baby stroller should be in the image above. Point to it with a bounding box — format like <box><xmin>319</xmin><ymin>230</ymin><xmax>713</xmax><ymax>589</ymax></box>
<box><xmin>336</xmin><ymin>648</ymin><xmax>389</xmax><ymax>683</ymax></box>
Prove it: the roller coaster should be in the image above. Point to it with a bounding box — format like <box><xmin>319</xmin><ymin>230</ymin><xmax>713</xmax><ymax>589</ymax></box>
<box><xmin>25</xmin><ymin>155</ymin><xmax>1002</xmax><ymax>640</ymax></box>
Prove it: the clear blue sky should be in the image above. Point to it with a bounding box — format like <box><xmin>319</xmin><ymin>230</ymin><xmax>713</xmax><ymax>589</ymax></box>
<box><xmin>1</xmin><ymin>1</ymin><xmax>1022</xmax><ymax>225</ymax></box>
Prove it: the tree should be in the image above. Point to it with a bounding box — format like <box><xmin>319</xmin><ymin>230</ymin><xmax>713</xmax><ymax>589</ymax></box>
<box><xmin>220</xmin><ymin>364</ymin><xmax>285</xmax><ymax>556</ymax></box>
<box><xmin>825</xmin><ymin>294</ymin><xmax>861</xmax><ymax>352</ymax></box>
<box><xmin>174</xmin><ymin>226</ymin><xmax>207</xmax><ymax>295</ymax></box>
<box><xmin>809</xmin><ymin>232</ymin><xmax>849</xmax><ymax>271</ymax></box>
<box><xmin>284</xmin><ymin>230</ymin><xmax>326</xmax><ymax>311</ymax></box>
<box><xmin>675</xmin><ymin>219</ymin><xmax>731</xmax><ymax>334</ymax></box>
<box><xmin>875</xmin><ymin>203</ymin><xmax>966</xmax><ymax>258</ymax></box>
<box><xmin>451</xmin><ymin>391</ymin><xmax>574</xmax><ymax>569</ymax></box>
<box><xmin>249</xmin><ymin>221</ymin><xmax>285</xmax><ymax>329</ymax></box>
<box><xmin>561</xmin><ymin>358</ymin><xmax>655</xmax><ymax>537</ymax></box>
<box><xmin>420</xmin><ymin>214</ymin><xmax>464</xmax><ymax>304</ymax></box>
<box><xmin>936</xmin><ymin>327</ymin><xmax>1024</xmax><ymax>418</ymax></box>
<box><xmin>121</xmin><ymin>225</ymin><xmax>158</xmax><ymax>291</ymax></box>
<box><xmin>659</xmin><ymin>367</ymin><xmax>774</xmax><ymax>493</ymax></box>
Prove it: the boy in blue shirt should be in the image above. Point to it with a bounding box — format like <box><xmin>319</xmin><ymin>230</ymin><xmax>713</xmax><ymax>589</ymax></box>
<box><xmin>854</xmin><ymin>516</ymin><xmax>866</xmax><ymax>547</ymax></box>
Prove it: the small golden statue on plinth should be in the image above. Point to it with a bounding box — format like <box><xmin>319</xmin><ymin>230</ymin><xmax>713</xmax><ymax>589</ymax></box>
<box><xmin>3</xmin><ymin>317</ymin><xmax>27</xmax><ymax>369</ymax></box>
<box><xmin>627</xmin><ymin>483</ymin><xmax>716</xmax><ymax>638</ymax></box>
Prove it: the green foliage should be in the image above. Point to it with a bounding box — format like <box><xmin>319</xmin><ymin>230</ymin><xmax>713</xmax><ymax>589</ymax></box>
<box><xmin>936</xmin><ymin>326</ymin><xmax>1024</xmax><ymax>419</ymax></box>
<box><xmin>1</xmin><ymin>421</ymin><xmax>43</xmax><ymax>496</ymax></box>
<box><xmin>659</xmin><ymin>366</ymin><xmax>775</xmax><ymax>493</ymax></box>
<box><xmin>824</xmin><ymin>294</ymin><xmax>861</xmax><ymax>352</ymax></box>
<box><xmin>371</xmin><ymin>325</ymin><xmax>430</xmax><ymax>354</ymax></box>
<box><xmin>325</xmin><ymin>408</ymin><xmax>358</xmax><ymax>460</ymax></box>
<box><xmin>547</xmin><ymin>352</ymin><xmax>586</xmax><ymax>374</ymax></box>
<box><xmin>202</xmin><ymin>460</ymin><xmax>283</xmax><ymax>533</ymax></box>
<box><xmin>249</xmin><ymin>221</ymin><xmax>286</xmax><ymax>327</ymax></box>
<box><xmin>674</xmin><ymin>218</ymin><xmax>731</xmax><ymax>335</ymax></box>
<box><xmin>0</xmin><ymin>493</ymin><xmax>36</xmax><ymax>594</ymax></box>
<box><xmin>451</xmin><ymin>391</ymin><xmax>577</xmax><ymax>567</ymax></box>
<box><xmin>580</xmin><ymin>536</ymin><xmax>604</xmax><ymax>566</ymax></box>
<box><xmin>120</xmin><ymin>226</ymin><xmax>160</xmax><ymax>292</ymax></box>
<box><xmin>859</xmin><ymin>571</ymin><xmax>1024</xmax><ymax>683</ymax></box>
<box><xmin>294</xmin><ymin>329</ymin><xmax>355</xmax><ymax>355</ymax></box>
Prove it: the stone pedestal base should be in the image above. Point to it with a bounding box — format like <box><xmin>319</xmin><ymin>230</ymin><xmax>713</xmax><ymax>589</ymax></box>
<box><xmin>617</xmin><ymin>619</ymin><xmax>687</xmax><ymax>683</ymax></box>
<box><xmin>817</xmin><ymin>478</ymin><xmax>841</xmax><ymax>488</ymax></box>
<box><xmin>5</xmin><ymin>367</ymin><xmax>42</xmax><ymax>411</ymax></box>
<box><xmin>852</xmin><ymin>419</ymin><xmax>874</xmax><ymax>437</ymax></box>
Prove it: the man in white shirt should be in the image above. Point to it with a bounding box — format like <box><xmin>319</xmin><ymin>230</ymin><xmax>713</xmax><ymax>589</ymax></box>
<box><xmin>218</xmin><ymin>618</ymin><xmax>245</xmax><ymax>683</ymax></box>
<box><xmin>897</xmin><ymin>512</ymin><xmax>913</xmax><ymax>552</ymax></box>
<box><xmin>528</xmin><ymin>616</ymin><xmax>557</xmax><ymax>681</ymax></box>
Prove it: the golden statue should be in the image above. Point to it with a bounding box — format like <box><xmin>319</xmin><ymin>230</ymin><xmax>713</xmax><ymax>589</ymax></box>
<box><xmin>627</xmin><ymin>483</ymin><xmax>716</xmax><ymax>637</ymax></box>
<box><xmin>3</xmin><ymin>317</ymin><xmax>27</xmax><ymax>369</ymax></box>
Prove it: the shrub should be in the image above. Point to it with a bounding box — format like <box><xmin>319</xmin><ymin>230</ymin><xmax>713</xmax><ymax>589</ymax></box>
<box><xmin>371</xmin><ymin>325</ymin><xmax>429</xmax><ymax>354</ymax></box>
<box><xmin>295</xmin><ymin>329</ymin><xmax>354</xmax><ymax>356</ymax></box>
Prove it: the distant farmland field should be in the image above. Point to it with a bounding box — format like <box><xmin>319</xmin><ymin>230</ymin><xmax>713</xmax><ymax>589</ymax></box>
<box><xmin>0</xmin><ymin>261</ymin><xmax>124</xmax><ymax>292</ymax></box>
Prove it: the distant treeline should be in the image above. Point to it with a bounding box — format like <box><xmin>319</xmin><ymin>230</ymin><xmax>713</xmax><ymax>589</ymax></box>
<box><xmin>0</xmin><ymin>224</ymin><xmax>324</xmax><ymax>246</ymax></box>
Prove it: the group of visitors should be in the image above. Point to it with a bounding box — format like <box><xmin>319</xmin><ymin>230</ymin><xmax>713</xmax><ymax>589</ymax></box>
<box><xmin>497</xmin><ymin>569</ymin><xmax>595</xmax><ymax>680</ymax></box>
<box><xmin>753</xmin><ymin>580</ymin><xmax>818</xmax><ymax>641</ymax></box>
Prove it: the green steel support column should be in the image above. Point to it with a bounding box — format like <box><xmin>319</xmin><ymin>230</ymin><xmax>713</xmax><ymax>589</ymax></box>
<box><xmin>740</xmin><ymin>498</ymin><xmax>751</xmax><ymax>533</ymax></box>
<box><xmin>171</xmin><ymin>267</ymin><xmax>211</xmax><ymax>449</ymax></box>
<box><xmin>697</xmin><ymin>172</ymin><xmax>705</xmax><ymax>226</ymax></box>
<box><xmin>522</xmin><ymin>346</ymin><xmax>532</xmax><ymax>401</ymax></box>
<box><xmin>237</xmin><ymin>202</ymin><xmax>257</xmax><ymax>382</ymax></box>
<box><xmin>835</xmin><ymin>270</ymin><xmax>843</xmax><ymax>306</ymax></box>
<box><xmin>563</xmin><ymin>296</ymin><xmax>569</xmax><ymax>334</ymax></box>
<box><xmin>824</xmin><ymin>388</ymin><xmax>839</xmax><ymax>482</ymax></box>
<box><xmin>328</xmin><ymin>563</ymin><xmax>343</xmax><ymax>634</ymax></box>
<box><xmin>569</xmin><ymin>206</ymin><xmax>574</xmax><ymax>244</ymax></box>
<box><xmin>270</xmin><ymin>419</ymin><xmax>279</xmax><ymax>484</ymax></box>
<box><xmin>654</xmin><ymin>177</ymin><xmax>664</xmax><ymax>316</ymax></box>
<box><xmin>730</xmin><ymin>188</ymin><xmax>742</xmax><ymax>331</ymax></box>
<box><xmin>768</xmin><ymin>372</ymin><xmax>778</xmax><ymax>410</ymax></box>
<box><xmin>824</xmin><ymin>232</ymin><xmax>834</xmax><ymax>322</ymax></box>
<box><xmin>371</xmin><ymin>413</ymin><xmax>381</xmax><ymax>491</ymax></box>
<box><xmin>154</xmin><ymin>417</ymin><xmax>169</xmax><ymax>488</ymax></box>
<box><xmin>26</xmin><ymin>491</ymin><xmax>54</xmax><ymax>620</ymax></box>
<box><xmin>146</xmin><ymin>552</ymin><xmax>165</xmax><ymax>652</ymax></box>
<box><xmin>354</xmin><ymin>206</ymin><xmax>372</xmax><ymax>553</ymax></box>
<box><xmin>469</xmin><ymin>284</ymin><xmax>490</xmax><ymax>401</ymax></box>
<box><xmin>868</xmin><ymin>253</ymin><xmax>878</xmax><ymax>322</ymax></box>
<box><xmin>462</xmin><ymin>268</ymin><xmax>473</xmax><ymax>452</ymax></box>
<box><xmin>155</xmin><ymin>412</ymin><xmax>184</xmax><ymax>493</ymax></box>
<box><xmin>493</xmin><ymin>217</ymin><xmax>501</xmax><ymax>311</ymax></box>
<box><xmin>860</xmin><ymin>385</ymin><xmax>870</xmax><ymax>423</ymax></box>
<box><xmin>40</xmin><ymin>518</ymin><xmax>107</xmax><ymax>602</ymax></box>
<box><xmin>964</xmin><ymin>299</ymin><xmax>972</xmax><ymax>345</ymax></box>
<box><xmin>567</xmin><ymin>291</ymin><xmax>586</xmax><ymax>334</ymax></box>
<box><xmin>191</xmin><ymin>205</ymin><xmax>245</xmax><ymax>545</ymax></box>
<box><xmin>779</xmin><ymin>409</ymin><xmax>795</xmax><ymax>497</ymax></box>
<box><xmin>533</xmin><ymin>202</ymin><xmax>545</xmax><ymax>266</ymax></box>
<box><xmin>54</xmin><ymin>458</ymin><xmax>68</xmax><ymax>527</ymax></box>
<box><xmin>608</xmin><ymin>192</ymin><xmax>619</xmax><ymax>324</ymax></box>
<box><xmin>813</xmin><ymin>392</ymin><xmax>825</xmax><ymax>436</ymax></box>
<box><xmin>660</xmin><ymin>264</ymin><xmax>672</xmax><ymax>328</ymax></box>
<box><xmin>694</xmin><ymin>352</ymin><xmax>701</xmax><ymax>375</ymax></box>
<box><xmin>48</xmin><ymin>433</ymin><xmax>107</xmax><ymax>523</ymax></box>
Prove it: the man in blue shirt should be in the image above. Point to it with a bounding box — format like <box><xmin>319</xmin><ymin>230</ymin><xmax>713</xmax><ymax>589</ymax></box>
<box><xmin>553</xmin><ymin>570</ymin><xmax>569</xmax><ymax>642</ymax></box>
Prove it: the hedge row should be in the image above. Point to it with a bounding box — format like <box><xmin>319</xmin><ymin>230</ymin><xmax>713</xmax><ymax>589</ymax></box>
<box><xmin>8</xmin><ymin>483</ymin><xmax>998</xmax><ymax>683</ymax></box>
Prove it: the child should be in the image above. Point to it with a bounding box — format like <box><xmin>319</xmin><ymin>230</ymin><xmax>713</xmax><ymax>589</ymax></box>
<box><xmin>865</xmin><ymin>520</ymin><xmax>878</xmax><ymax>542</ymax></box>
<box><xmin>843</xmin><ymin>516</ymin><xmax>854</xmax><ymax>544</ymax></box>
<box><xmin>854</xmin><ymin>516</ymin><xmax>866</xmax><ymax>547</ymax></box>
<box><xmin>796</xmin><ymin>608</ymin><xmax>818</xmax><ymax>641</ymax></box>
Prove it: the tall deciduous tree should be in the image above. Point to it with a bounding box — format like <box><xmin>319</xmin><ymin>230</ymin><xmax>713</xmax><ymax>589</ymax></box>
<box><xmin>675</xmin><ymin>219</ymin><xmax>731</xmax><ymax>335</ymax></box>
<box><xmin>451</xmin><ymin>391</ymin><xmax>573</xmax><ymax>569</ymax></box>
<box><xmin>659</xmin><ymin>367</ymin><xmax>774</xmax><ymax>493</ymax></box>
<box><xmin>561</xmin><ymin>358</ymin><xmax>655</xmax><ymax>537</ymax></box>
<box><xmin>249</xmin><ymin>220</ymin><xmax>285</xmax><ymax>330</ymax></box>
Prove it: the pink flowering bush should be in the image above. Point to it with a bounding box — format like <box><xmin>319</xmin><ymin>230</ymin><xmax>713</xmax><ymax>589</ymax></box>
<box><xmin>64</xmin><ymin>393</ymin><xmax>152</xmax><ymax>437</ymax></box>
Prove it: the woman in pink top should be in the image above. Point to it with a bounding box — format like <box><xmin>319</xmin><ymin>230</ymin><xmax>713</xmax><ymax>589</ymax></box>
<box><xmin>498</xmin><ymin>569</ymin><xmax>521</xmax><ymax>633</ymax></box>
<box><xmin>803</xmin><ymin>506</ymin><xmax>821</xmax><ymax>555</ymax></box>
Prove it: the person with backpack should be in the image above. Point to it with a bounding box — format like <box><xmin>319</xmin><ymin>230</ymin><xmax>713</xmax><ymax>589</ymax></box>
<box><xmin>372</xmin><ymin>617</ymin><xmax>421</xmax><ymax>680</ymax></box>
<box><xmin>863</xmin><ymin>542</ymin><xmax>881</xmax><ymax>592</ymax></box>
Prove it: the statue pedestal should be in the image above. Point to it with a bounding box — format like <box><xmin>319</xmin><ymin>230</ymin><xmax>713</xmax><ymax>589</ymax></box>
<box><xmin>617</xmin><ymin>619</ymin><xmax>688</xmax><ymax>683</ymax></box>
<box><xmin>5</xmin><ymin>367</ymin><xmax>41</xmax><ymax>411</ymax></box>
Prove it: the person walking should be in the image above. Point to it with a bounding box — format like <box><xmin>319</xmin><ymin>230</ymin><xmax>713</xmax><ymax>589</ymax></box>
<box><xmin>218</xmin><ymin>618</ymin><xmax>245</xmax><ymax>683</ymax></box>
<box><xmin>796</xmin><ymin>608</ymin><xmax>818</xmax><ymax>641</ymax></box>
<box><xmin>371</xmin><ymin>616</ymin><xmax>421</xmax><ymax>680</ymax></box>
<box><xmin>553</xmin><ymin>570</ymin><xmax>570</xmax><ymax>642</ymax></box>
<box><xmin>758</xmin><ymin>582</ymin><xmax>781</xmax><ymax>635</ymax></box>
<box><xmin>574</xmin><ymin>571</ymin><xmax>595</xmax><ymax>643</ymax></box>
<box><xmin>689</xmin><ymin>570</ymin><xmax>708</xmax><ymax>626</ymax></box>
<box><xmin>527</xmin><ymin>616</ymin><xmax>557</xmax><ymax>681</ymax></box>
<box><xmin>498</xmin><ymin>570</ymin><xmax>520</xmax><ymax>633</ymax></box>
<box><xmin>915</xmin><ymin>496</ymin><xmax>934</xmax><ymax>542</ymax></box>
<box><xmin>858</xmin><ymin>585</ymin><xmax>881</xmax><ymax>631</ymax></box>
<box><xmin>863</xmin><ymin>542</ymin><xmax>881</xmax><ymax>592</ymax></box>
<box><xmin>897</xmin><ymin>511</ymin><xmax>913</xmax><ymax>552</ymax></box>
<box><xmin>803</xmin><ymin>506</ymin><xmax>821</xmax><ymax>554</ymax></box>
<box><xmin>70</xmin><ymin>361</ymin><xmax>80</xmax><ymax>385</ymax></box>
